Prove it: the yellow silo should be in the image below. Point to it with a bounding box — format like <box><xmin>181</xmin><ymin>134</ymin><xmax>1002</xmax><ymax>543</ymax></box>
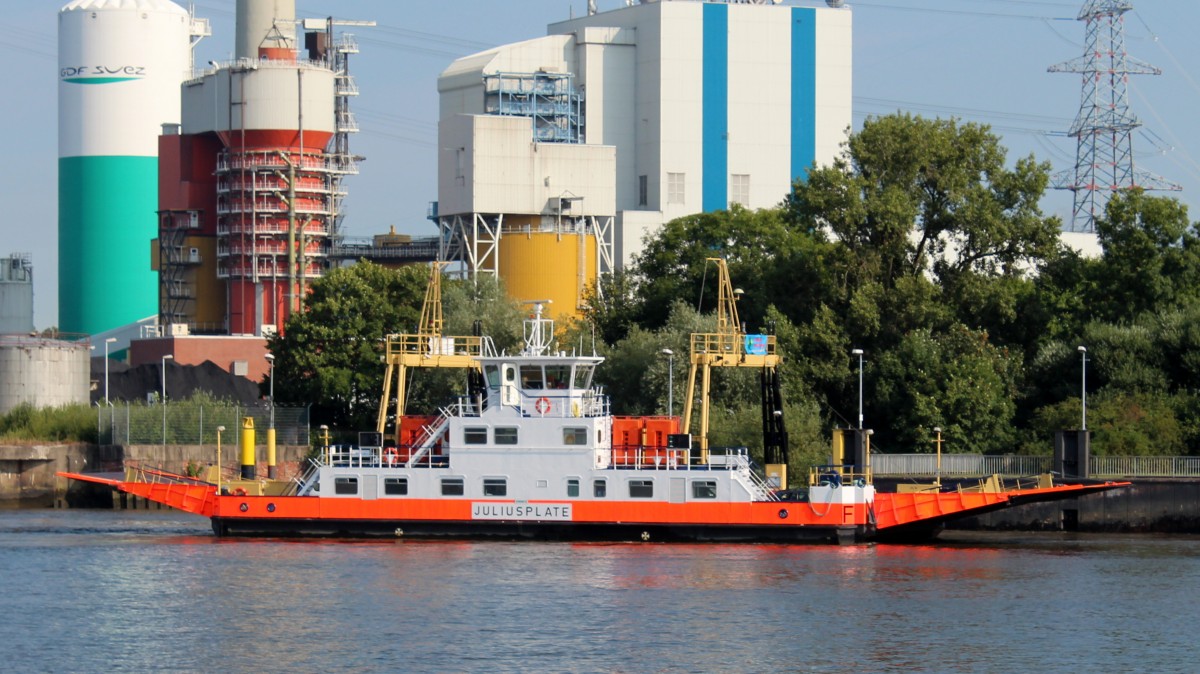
<box><xmin>499</xmin><ymin>231</ymin><xmax>597</xmax><ymax>320</ymax></box>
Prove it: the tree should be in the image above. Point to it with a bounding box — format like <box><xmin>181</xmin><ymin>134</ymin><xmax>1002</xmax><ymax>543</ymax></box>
<box><xmin>873</xmin><ymin>325</ymin><xmax>1020</xmax><ymax>454</ymax></box>
<box><xmin>268</xmin><ymin>262</ymin><xmax>426</xmax><ymax>431</ymax></box>
<box><xmin>787</xmin><ymin>114</ymin><xmax>1059</xmax><ymax>290</ymax></box>
<box><xmin>632</xmin><ymin>206</ymin><xmax>807</xmax><ymax>329</ymax></box>
<box><xmin>1090</xmin><ymin>191</ymin><xmax>1200</xmax><ymax>323</ymax></box>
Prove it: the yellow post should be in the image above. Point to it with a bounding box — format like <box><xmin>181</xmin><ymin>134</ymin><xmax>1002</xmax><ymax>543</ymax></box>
<box><xmin>831</xmin><ymin>428</ymin><xmax>845</xmax><ymax>475</ymax></box>
<box><xmin>215</xmin><ymin>425</ymin><xmax>225</xmax><ymax>495</ymax></box>
<box><xmin>267</xmin><ymin>427</ymin><xmax>277</xmax><ymax>479</ymax></box>
<box><xmin>240</xmin><ymin>416</ymin><xmax>256</xmax><ymax>480</ymax></box>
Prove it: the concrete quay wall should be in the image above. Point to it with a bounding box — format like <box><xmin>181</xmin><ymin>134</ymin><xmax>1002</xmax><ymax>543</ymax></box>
<box><xmin>0</xmin><ymin>443</ymin><xmax>310</xmax><ymax>508</ymax></box>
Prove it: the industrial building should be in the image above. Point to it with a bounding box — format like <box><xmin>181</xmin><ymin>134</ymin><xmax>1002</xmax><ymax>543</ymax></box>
<box><xmin>437</xmin><ymin>0</ymin><xmax>852</xmax><ymax>316</ymax></box>
<box><xmin>57</xmin><ymin>0</ymin><xmax>208</xmax><ymax>337</ymax></box>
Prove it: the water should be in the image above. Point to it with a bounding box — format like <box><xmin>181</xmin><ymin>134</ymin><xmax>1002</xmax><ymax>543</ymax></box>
<box><xmin>2</xmin><ymin>510</ymin><xmax>1198</xmax><ymax>673</ymax></box>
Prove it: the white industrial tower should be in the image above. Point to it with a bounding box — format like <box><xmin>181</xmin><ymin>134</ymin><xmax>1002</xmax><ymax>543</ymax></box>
<box><xmin>1049</xmin><ymin>0</ymin><xmax>1179</xmax><ymax>233</ymax></box>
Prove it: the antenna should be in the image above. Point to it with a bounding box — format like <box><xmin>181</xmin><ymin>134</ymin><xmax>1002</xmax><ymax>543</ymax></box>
<box><xmin>1049</xmin><ymin>0</ymin><xmax>1180</xmax><ymax>233</ymax></box>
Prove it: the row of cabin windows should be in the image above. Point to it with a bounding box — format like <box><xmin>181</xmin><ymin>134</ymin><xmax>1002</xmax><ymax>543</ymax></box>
<box><xmin>484</xmin><ymin>364</ymin><xmax>595</xmax><ymax>391</ymax></box>
<box><xmin>464</xmin><ymin>426</ymin><xmax>591</xmax><ymax>446</ymax></box>
<box><xmin>335</xmin><ymin>476</ymin><xmax>718</xmax><ymax>500</ymax></box>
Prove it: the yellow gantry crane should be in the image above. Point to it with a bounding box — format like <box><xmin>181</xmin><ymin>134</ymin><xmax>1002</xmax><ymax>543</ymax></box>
<box><xmin>376</xmin><ymin>262</ymin><xmax>484</xmax><ymax>444</ymax></box>
<box><xmin>681</xmin><ymin>258</ymin><xmax>788</xmax><ymax>482</ymax></box>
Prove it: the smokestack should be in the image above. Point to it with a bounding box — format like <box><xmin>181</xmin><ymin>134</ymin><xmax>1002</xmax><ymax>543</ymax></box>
<box><xmin>235</xmin><ymin>0</ymin><xmax>296</xmax><ymax>60</ymax></box>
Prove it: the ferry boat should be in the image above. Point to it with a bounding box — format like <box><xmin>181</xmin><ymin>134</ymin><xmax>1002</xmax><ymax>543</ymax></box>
<box><xmin>60</xmin><ymin>264</ymin><xmax>1125</xmax><ymax>543</ymax></box>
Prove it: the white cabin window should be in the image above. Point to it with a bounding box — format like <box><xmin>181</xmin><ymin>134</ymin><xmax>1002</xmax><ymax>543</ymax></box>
<box><xmin>563</xmin><ymin>427</ymin><xmax>587</xmax><ymax>445</ymax></box>
<box><xmin>495</xmin><ymin>427</ymin><xmax>518</xmax><ymax>445</ymax></box>
<box><xmin>441</xmin><ymin>477</ymin><xmax>464</xmax><ymax>496</ymax></box>
<box><xmin>334</xmin><ymin>476</ymin><xmax>359</xmax><ymax>495</ymax></box>
<box><xmin>692</xmin><ymin>480</ymin><xmax>717</xmax><ymax>499</ymax></box>
<box><xmin>464</xmin><ymin>427</ymin><xmax>487</xmax><ymax>445</ymax></box>
<box><xmin>629</xmin><ymin>479</ymin><xmax>654</xmax><ymax>498</ymax></box>
<box><xmin>483</xmin><ymin>478</ymin><xmax>507</xmax><ymax>497</ymax></box>
<box><xmin>384</xmin><ymin>477</ymin><xmax>408</xmax><ymax>496</ymax></box>
<box><xmin>593</xmin><ymin>479</ymin><xmax>607</xmax><ymax>498</ymax></box>
<box><xmin>567</xmin><ymin>478</ymin><xmax>580</xmax><ymax>497</ymax></box>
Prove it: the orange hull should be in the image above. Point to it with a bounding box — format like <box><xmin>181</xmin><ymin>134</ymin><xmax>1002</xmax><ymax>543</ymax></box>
<box><xmin>58</xmin><ymin>471</ymin><xmax>1128</xmax><ymax>543</ymax></box>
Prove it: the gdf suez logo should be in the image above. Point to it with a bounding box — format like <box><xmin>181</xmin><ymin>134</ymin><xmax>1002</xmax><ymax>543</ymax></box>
<box><xmin>61</xmin><ymin>65</ymin><xmax>146</xmax><ymax>78</ymax></box>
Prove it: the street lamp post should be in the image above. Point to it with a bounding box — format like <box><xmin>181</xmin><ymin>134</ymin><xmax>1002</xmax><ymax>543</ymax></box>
<box><xmin>265</xmin><ymin>353</ymin><xmax>276</xmax><ymax>430</ymax></box>
<box><xmin>661</xmin><ymin>348</ymin><xmax>674</xmax><ymax>418</ymax></box>
<box><xmin>104</xmin><ymin>337</ymin><xmax>117</xmax><ymax>405</ymax></box>
<box><xmin>1078</xmin><ymin>345</ymin><xmax>1087</xmax><ymax>431</ymax></box>
<box><xmin>933</xmin><ymin>426</ymin><xmax>943</xmax><ymax>487</ymax></box>
<box><xmin>265</xmin><ymin>353</ymin><xmax>277</xmax><ymax>479</ymax></box>
<box><xmin>851</xmin><ymin>348</ymin><xmax>864</xmax><ymax>429</ymax></box>
<box><xmin>161</xmin><ymin>354</ymin><xmax>173</xmax><ymax>446</ymax></box>
<box><xmin>216</xmin><ymin>425</ymin><xmax>225</xmax><ymax>495</ymax></box>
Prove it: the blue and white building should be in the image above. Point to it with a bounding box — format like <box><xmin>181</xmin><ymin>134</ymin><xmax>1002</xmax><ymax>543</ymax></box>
<box><xmin>438</xmin><ymin>0</ymin><xmax>852</xmax><ymax>270</ymax></box>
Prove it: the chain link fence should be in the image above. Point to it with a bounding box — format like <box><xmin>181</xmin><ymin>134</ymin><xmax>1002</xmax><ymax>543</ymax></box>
<box><xmin>97</xmin><ymin>402</ymin><xmax>310</xmax><ymax>446</ymax></box>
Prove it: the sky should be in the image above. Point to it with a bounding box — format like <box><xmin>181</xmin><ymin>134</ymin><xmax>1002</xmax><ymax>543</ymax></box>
<box><xmin>5</xmin><ymin>0</ymin><xmax>1200</xmax><ymax>330</ymax></box>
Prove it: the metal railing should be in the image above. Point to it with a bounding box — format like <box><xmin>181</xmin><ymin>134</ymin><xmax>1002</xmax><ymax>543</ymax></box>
<box><xmin>872</xmin><ymin>453</ymin><xmax>1200</xmax><ymax>479</ymax></box>
<box><xmin>872</xmin><ymin>454</ymin><xmax>1051</xmax><ymax>477</ymax></box>
<box><xmin>97</xmin><ymin>402</ymin><xmax>309</xmax><ymax>446</ymax></box>
<box><xmin>1090</xmin><ymin>456</ymin><xmax>1200</xmax><ymax>478</ymax></box>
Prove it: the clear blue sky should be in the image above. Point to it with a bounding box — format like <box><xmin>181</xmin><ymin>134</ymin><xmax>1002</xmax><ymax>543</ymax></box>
<box><xmin>5</xmin><ymin>0</ymin><xmax>1198</xmax><ymax>330</ymax></box>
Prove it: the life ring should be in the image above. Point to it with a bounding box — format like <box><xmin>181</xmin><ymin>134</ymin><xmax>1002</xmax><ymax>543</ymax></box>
<box><xmin>233</xmin><ymin>487</ymin><xmax>247</xmax><ymax>496</ymax></box>
<box><xmin>384</xmin><ymin>447</ymin><xmax>400</xmax><ymax>467</ymax></box>
<box><xmin>535</xmin><ymin>397</ymin><xmax>551</xmax><ymax>414</ymax></box>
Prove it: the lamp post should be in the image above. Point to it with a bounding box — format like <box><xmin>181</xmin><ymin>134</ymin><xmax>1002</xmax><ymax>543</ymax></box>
<box><xmin>265</xmin><ymin>353</ymin><xmax>277</xmax><ymax>479</ymax></box>
<box><xmin>851</xmin><ymin>348</ymin><xmax>864</xmax><ymax>429</ymax></box>
<box><xmin>161</xmin><ymin>354</ymin><xmax>173</xmax><ymax>446</ymax></box>
<box><xmin>933</xmin><ymin>426</ymin><xmax>943</xmax><ymax>487</ymax></box>
<box><xmin>104</xmin><ymin>337</ymin><xmax>117</xmax><ymax>405</ymax></box>
<box><xmin>265</xmin><ymin>353</ymin><xmax>276</xmax><ymax>429</ymax></box>
<box><xmin>216</xmin><ymin>425</ymin><xmax>225</xmax><ymax>495</ymax></box>
<box><xmin>1078</xmin><ymin>345</ymin><xmax>1087</xmax><ymax>431</ymax></box>
<box><xmin>661</xmin><ymin>348</ymin><xmax>674</xmax><ymax>418</ymax></box>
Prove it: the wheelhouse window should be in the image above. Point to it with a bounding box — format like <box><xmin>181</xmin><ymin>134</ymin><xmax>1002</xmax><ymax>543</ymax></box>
<box><xmin>567</xmin><ymin>478</ymin><xmax>580</xmax><ymax>497</ymax></box>
<box><xmin>334</xmin><ymin>476</ymin><xmax>359</xmax><ymax>495</ymax></box>
<box><xmin>593</xmin><ymin>479</ymin><xmax>607</xmax><ymax>498</ymax></box>
<box><xmin>545</xmin><ymin>365</ymin><xmax>570</xmax><ymax>389</ymax></box>
<box><xmin>692</xmin><ymin>480</ymin><xmax>717</xmax><ymax>499</ymax></box>
<box><xmin>384</xmin><ymin>477</ymin><xmax>408</xmax><ymax>496</ymax></box>
<box><xmin>573</xmin><ymin>364</ymin><xmax>593</xmax><ymax>389</ymax></box>
<box><xmin>441</xmin><ymin>477</ymin><xmax>465</xmax><ymax>496</ymax></box>
<box><xmin>485</xmin><ymin>365</ymin><xmax>501</xmax><ymax>389</ymax></box>
<box><xmin>495</xmin><ymin>427</ymin><xmax>518</xmax><ymax>445</ymax></box>
<box><xmin>629</xmin><ymin>479</ymin><xmax>654</xmax><ymax>498</ymax></box>
<box><xmin>464</xmin><ymin>427</ymin><xmax>487</xmax><ymax>445</ymax></box>
<box><xmin>520</xmin><ymin>365</ymin><xmax>544</xmax><ymax>390</ymax></box>
<box><xmin>563</xmin><ymin>427</ymin><xmax>587</xmax><ymax>446</ymax></box>
<box><xmin>483</xmin><ymin>478</ymin><xmax>507</xmax><ymax>497</ymax></box>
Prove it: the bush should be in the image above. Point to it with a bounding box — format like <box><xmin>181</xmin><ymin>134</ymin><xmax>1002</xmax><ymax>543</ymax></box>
<box><xmin>0</xmin><ymin>402</ymin><xmax>98</xmax><ymax>443</ymax></box>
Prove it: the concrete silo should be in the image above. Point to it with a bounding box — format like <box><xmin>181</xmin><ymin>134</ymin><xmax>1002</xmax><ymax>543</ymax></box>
<box><xmin>58</xmin><ymin>0</ymin><xmax>194</xmax><ymax>336</ymax></box>
<box><xmin>0</xmin><ymin>336</ymin><xmax>90</xmax><ymax>415</ymax></box>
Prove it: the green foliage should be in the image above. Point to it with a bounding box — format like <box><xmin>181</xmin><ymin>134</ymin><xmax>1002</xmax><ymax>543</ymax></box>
<box><xmin>0</xmin><ymin>402</ymin><xmax>98</xmax><ymax>443</ymax></box>
<box><xmin>268</xmin><ymin>262</ymin><xmax>427</xmax><ymax>431</ymax></box>
<box><xmin>1027</xmin><ymin>391</ymin><xmax>1188</xmax><ymax>456</ymax></box>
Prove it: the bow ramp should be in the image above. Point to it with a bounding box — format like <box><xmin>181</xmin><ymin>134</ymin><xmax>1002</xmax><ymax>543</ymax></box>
<box><xmin>872</xmin><ymin>476</ymin><xmax>1129</xmax><ymax>540</ymax></box>
<box><xmin>58</xmin><ymin>469</ymin><xmax>218</xmax><ymax>517</ymax></box>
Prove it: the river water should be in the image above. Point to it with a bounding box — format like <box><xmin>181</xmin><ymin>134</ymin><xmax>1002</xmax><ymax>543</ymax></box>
<box><xmin>2</xmin><ymin>509</ymin><xmax>1197</xmax><ymax>673</ymax></box>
